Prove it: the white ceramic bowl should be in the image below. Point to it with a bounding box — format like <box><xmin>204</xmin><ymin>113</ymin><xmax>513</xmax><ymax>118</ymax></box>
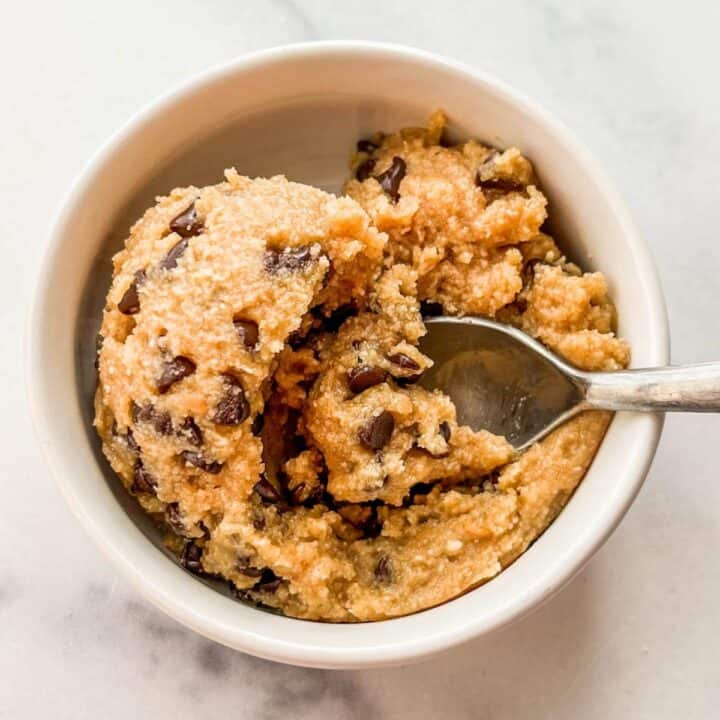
<box><xmin>28</xmin><ymin>42</ymin><xmax>669</xmax><ymax>669</ymax></box>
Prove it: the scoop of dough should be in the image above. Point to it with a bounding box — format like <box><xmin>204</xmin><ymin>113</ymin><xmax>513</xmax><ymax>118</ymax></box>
<box><xmin>95</xmin><ymin>171</ymin><xmax>386</xmax><ymax>527</ymax></box>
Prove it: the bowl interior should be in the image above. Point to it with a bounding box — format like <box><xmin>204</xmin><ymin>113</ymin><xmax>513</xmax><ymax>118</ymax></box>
<box><xmin>35</xmin><ymin>44</ymin><xmax>667</xmax><ymax>668</ymax></box>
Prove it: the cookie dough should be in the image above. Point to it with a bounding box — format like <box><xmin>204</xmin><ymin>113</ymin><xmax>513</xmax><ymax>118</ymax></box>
<box><xmin>94</xmin><ymin>114</ymin><xmax>629</xmax><ymax>621</ymax></box>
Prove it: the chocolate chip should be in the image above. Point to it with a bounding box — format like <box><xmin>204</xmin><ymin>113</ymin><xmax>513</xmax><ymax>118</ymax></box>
<box><xmin>251</xmin><ymin>413</ymin><xmax>264</xmax><ymax>436</ymax></box>
<box><xmin>253</xmin><ymin>477</ymin><xmax>283</xmax><ymax>504</ymax></box>
<box><xmin>180</xmin><ymin>541</ymin><xmax>204</xmax><ymax>575</ymax></box>
<box><xmin>356</xmin><ymin>139</ymin><xmax>378</xmax><ymax>153</ymax></box>
<box><xmin>348</xmin><ymin>365</ymin><xmax>386</xmax><ymax>394</ymax></box>
<box><xmin>156</xmin><ymin>356</ymin><xmax>196</xmax><ymax>394</ymax></box>
<box><xmin>211</xmin><ymin>373</ymin><xmax>250</xmax><ymax>425</ymax></box>
<box><xmin>420</xmin><ymin>300</ymin><xmax>444</xmax><ymax>317</ymax></box>
<box><xmin>131</xmin><ymin>401</ymin><xmax>172</xmax><ymax>435</ymax></box>
<box><xmin>169</xmin><ymin>202</ymin><xmax>204</xmax><ymax>238</ymax></box>
<box><xmin>180</xmin><ymin>450</ymin><xmax>223</xmax><ymax>474</ymax></box>
<box><xmin>131</xmin><ymin>459</ymin><xmax>157</xmax><ymax>495</ymax></box>
<box><xmin>236</xmin><ymin>556</ymin><xmax>263</xmax><ymax>578</ymax></box>
<box><xmin>177</xmin><ymin>416</ymin><xmax>203</xmax><ymax>446</ymax></box>
<box><xmin>374</xmin><ymin>554</ymin><xmax>393</xmax><ymax>584</ymax></box>
<box><xmin>355</xmin><ymin>157</ymin><xmax>376</xmax><ymax>181</ymax></box>
<box><xmin>130</xmin><ymin>401</ymin><xmax>142</xmax><ymax>423</ymax></box>
<box><xmin>165</xmin><ymin>502</ymin><xmax>187</xmax><ymax>536</ymax></box>
<box><xmin>387</xmin><ymin>353</ymin><xmax>420</xmax><ymax>371</ymax></box>
<box><xmin>475</xmin><ymin>175</ymin><xmax>526</xmax><ymax>193</ymax></box>
<box><xmin>254</xmin><ymin>568</ymin><xmax>281</xmax><ymax>593</ymax></box>
<box><xmin>374</xmin><ymin>156</ymin><xmax>406</xmax><ymax>202</ymax></box>
<box><xmin>263</xmin><ymin>246</ymin><xmax>314</xmax><ymax>274</ymax></box>
<box><xmin>439</xmin><ymin>421</ymin><xmax>452</xmax><ymax>443</ymax></box>
<box><xmin>124</xmin><ymin>427</ymin><xmax>140</xmax><ymax>453</ymax></box>
<box><xmin>161</xmin><ymin>237</ymin><xmax>189</xmax><ymax>270</ymax></box>
<box><xmin>358</xmin><ymin>410</ymin><xmax>395</xmax><ymax>451</ymax></box>
<box><xmin>118</xmin><ymin>269</ymin><xmax>147</xmax><ymax>315</ymax></box>
<box><xmin>154</xmin><ymin>412</ymin><xmax>172</xmax><ymax>435</ymax></box>
<box><xmin>233</xmin><ymin>318</ymin><xmax>259</xmax><ymax>349</ymax></box>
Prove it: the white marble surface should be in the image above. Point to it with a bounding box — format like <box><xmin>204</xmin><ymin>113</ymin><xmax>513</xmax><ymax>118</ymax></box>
<box><xmin>3</xmin><ymin>0</ymin><xmax>720</xmax><ymax>717</ymax></box>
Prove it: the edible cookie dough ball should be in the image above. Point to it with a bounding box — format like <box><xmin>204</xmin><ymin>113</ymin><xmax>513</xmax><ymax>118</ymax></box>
<box><xmin>95</xmin><ymin>171</ymin><xmax>386</xmax><ymax>530</ymax></box>
<box><xmin>344</xmin><ymin>110</ymin><xmax>547</xmax><ymax>316</ymax></box>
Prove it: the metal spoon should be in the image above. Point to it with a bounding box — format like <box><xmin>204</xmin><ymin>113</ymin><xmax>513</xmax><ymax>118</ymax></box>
<box><xmin>418</xmin><ymin>316</ymin><xmax>720</xmax><ymax>450</ymax></box>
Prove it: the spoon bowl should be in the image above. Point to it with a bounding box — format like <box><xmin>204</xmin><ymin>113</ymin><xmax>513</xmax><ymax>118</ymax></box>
<box><xmin>420</xmin><ymin>316</ymin><xmax>720</xmax><ymax>450</ymax></box>
<box><xmin>419</xmin><ymin>317</ymin><xmax>586</xmax><ymax>449</ymax></box>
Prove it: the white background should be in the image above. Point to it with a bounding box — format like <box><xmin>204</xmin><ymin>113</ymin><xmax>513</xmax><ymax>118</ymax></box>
<box><xmin>2</xmin><ymin>1</ymin><xmax>719</xmax><ymax>717</ymax></box>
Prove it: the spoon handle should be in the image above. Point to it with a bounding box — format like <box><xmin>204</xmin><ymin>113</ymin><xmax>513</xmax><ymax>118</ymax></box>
<box><xmin>582</xmin><ymin>363</ymin><xmax>720</xmax><ymax>412</ymax></box>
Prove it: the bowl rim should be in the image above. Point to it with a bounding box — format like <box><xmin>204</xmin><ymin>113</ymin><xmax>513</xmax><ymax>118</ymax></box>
<box><xmin>27</xmin><ymin>40</ymin><xmax>669</xmax><ymax>668</ymax></box>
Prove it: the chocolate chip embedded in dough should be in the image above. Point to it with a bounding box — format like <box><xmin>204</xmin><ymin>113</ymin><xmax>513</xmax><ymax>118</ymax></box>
<box><xmin>132</xmin><ymin>401</ymin><xmax>173</xmax><ymax>436</ymax></box>
<box><xmin>387</xmin><ymin>352</ymin><xmax>420</xmax><ymax>371</ymax></box>
<box><xmin>374</xmin><ymin>156</ymin><xmax>406</xmax><ymax>202</ymax></box>
<box><xmin>348</xmin><ymin>365</ymin><xmax>386</xmax><ymax>394</ymax></box>
<box><xmin>153</xmin><ymin>411</ymin><xmax>172</xmax><ymax>435</ymax></box>
<box><xmin>165</xmin><ymin>502</ymin><xmax>188</xmax><ymax>536</ymax></box>
<box><xmin>177</xmin><ymin>416</ymin><xmax>203</xmax><ymax>446</ymax></box>
<box><xmin>233</xmin><ymin>318</ymin><xmax>259</xmax><ymax>349</ymax></box>
<box><xmin>117</xmin><ymin>269</ymin><xmax>147</xmax><ymax>315</ymax></box>
<box><xmin>180</xmin><ymin>541</ymin><xmax>204</xmax><ymax>575</ymax></box>
<box><xmin>211</xmin><ymin>373</ymin><xmax>250</xmax><ymax>425</ymax></box>
<box><xmin>156</xmin><ymin>356</ymin><xmax>196</xmax><ymax>394</ymax></box>
<box><xmin>131</xmin><ymin>459</ymin><xmax>157</xmax><ymax>495</ymax></box>
<box><xmin>253</xmin><ymin>477</ymin><xmax>283</xmax><ymax>504</ymax></box>
<box><xmin>160</xmin><ymin>237</ymin><xmax>189</xmax><ymax>271</ymax></box>
<box><xmin>355</xmin><ymin>157</ymin><xmax>376</xmax><ymax>182</ymax></box>
<box><xmin>358</xmin><ymin>410</ymin><xmax>395</xmax><ymax>451</ymax></box>
<box><xmin>263</xmin><ymin>246</ymin><xmax>314</xmax><ymax>274</ymax></box>
<box><xmin>169</xmin><ymin>202</ymin><xmax>204</xmax><ymax>238</ymax></box>
<box><xmin>179</xmin><ymin>450</ymin><xmax>223</xmax><ymax>475</ymax></box>
<box><xmin>374</xmin><ymin>554</ymin><xmax>393</xmax><ymax>584</ymax></box>
<box><xmin>475</xmin><ymin>175</ymin><xmax>526</xmax><ymax>193</ymax></box>
<box><xmin>124</xmin><ymin>427</ymin><xmax>140</xmax><ymax>453</ymax></box>
<box><xmin>236</xmin><ymin>556</ymin><xmax>263</xmax><ymax>578</ymax></box>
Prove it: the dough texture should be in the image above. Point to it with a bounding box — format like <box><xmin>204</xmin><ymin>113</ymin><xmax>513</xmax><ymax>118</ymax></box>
<box><xmin>95</xmin><ymin>114</ymin><xmax>629</xmax><ymax>621</ymax></box>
